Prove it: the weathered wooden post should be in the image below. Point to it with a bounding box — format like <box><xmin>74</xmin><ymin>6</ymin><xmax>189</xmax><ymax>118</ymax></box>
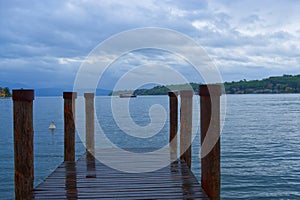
<box><xmin>84</xmin><ymin>93</ymin><xmax>95</xmax><ymax>154</ymax></box>
<box><xmin>200</xmin><ymin>84</ymin><xmax>221</xmax><ymax>200</ymax></box>
<box><xmin>63</xmin><ymin>92</ymin><xmax>77</xmax><ymax>162</ymax></box>
<box><xmin>13</xmin><ymin>89</ymin><xmax>34</xmax><ymax>199</ymax></box>
<box><xmin>180</xmin><ymin>90</ymin><xmax>193</xmax><ymax>168</ymax></box>
<box><xmin>168</xmin><ymin>91</ymin><xmax>178</xmax><ymax>161</ymax></box>
<box><xmin>84</xmin><ymin>93</ymin><xmax>96</xmax><ymax>178</ymax></box>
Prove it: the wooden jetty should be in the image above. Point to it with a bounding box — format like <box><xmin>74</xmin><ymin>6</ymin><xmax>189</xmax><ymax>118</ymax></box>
<box><xmin>34</xmin><ymin>151</ymin><xmax>208</xmax><ymax>199</ymax></box>
<box><xmin>12</xmin><ymin>85</ymin><xmax>222</xmax><ymax>200</ymax></box>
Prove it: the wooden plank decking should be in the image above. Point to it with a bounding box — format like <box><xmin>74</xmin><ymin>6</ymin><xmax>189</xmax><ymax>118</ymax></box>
<box><xmin>13</xmin><ymin>88</ymin><xmax>221</xmax><ymax>199</ymax></box>
<box><xmin>34</xmin><ymin>150</ymin><xmax>208</xmax><ymax>199</ymax></box>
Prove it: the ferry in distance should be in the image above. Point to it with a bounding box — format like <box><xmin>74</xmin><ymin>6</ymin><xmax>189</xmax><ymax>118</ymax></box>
<box><xmin>119</xmin><ymin>92</ymin><xmax>137</xmax><ymax>98</ymax></box>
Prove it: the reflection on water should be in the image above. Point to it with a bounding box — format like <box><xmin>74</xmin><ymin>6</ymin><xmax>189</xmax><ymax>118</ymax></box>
<box><xmin>65</xmin><ymin>162</ymin><xmax>78</xmax><ymax>200</ymax></box>
<box><xmin>86</xmin><ymin>152</ymin><xmax>96</xmax><ymax>179</ymax></box>
<box><xmin>0</xmin><ymin>94</ymin><xmax>299</xmax><ymax>199</ymax></box>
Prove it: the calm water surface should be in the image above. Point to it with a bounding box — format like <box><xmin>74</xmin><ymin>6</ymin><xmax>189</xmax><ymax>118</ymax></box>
<box><xmin>0</xmin><ymin>94</ymin><xmax>299</xmax><ymax>199</ymax></box>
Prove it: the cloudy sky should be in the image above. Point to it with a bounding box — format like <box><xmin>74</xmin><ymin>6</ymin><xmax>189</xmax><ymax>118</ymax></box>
<box><xmin>1</xmin><ymin>0</ymin><xmax>300</xmax><ymax>90</ymax></box>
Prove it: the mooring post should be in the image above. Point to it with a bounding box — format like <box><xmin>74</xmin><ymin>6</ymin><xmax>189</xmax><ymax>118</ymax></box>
<box><xmin>84</xmin><ymin>93</ymin><xmax>96</xmax><ymax>178</ymax></box>
<box><xmin>180</xmin><ymin>90</ymin><xmax>193</xmax><ymax>168</ymax></box>
<box><xmin>13</xmin><ymin>89</ymin><xmax>34</xmax><ymax>199</ymax></box>
<box><xmin>168</xmin><ymin>91</ymin><xmax>178</xmax><ymax>161</ymax></box>
<box><xmin>200</xmin><ymin>84</ymin><xmax>221</xmax><ymax>200</ymax></box>
<box><xmin>84</xmin><ymin>93</ymin><xmax>95</xmax><ymax>154</ymax></box>
<box><xmin>63</xmin><ymin>92</ymin><xmax>77</xmax><ymax>162</ymax></box>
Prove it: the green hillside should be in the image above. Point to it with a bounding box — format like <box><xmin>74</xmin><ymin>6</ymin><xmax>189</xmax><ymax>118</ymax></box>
<box><xmin>110</xmin><ymin>74</ymin><xmax>300</xmax><ymax>95</ymax></box>
<box><xmin>133</xmin><ymin>83</ymin><xmax>199</xmax><ymax>95</ymax></box>
<box><xmin>0</xmin><ymin>87</ymin><xmax>11</xmax><ymax>97</ymax></box>
<box><xmin>225</xmin><ymin>74</ymin><xmax>300</xmax><ymax>94</ymax></box>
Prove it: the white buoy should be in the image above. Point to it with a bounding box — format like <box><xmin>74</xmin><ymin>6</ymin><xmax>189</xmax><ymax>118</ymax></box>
<box><xmin>49</xmin><ymin>121</ymin><xmax>56</xmax><ymax>131</ymax></box>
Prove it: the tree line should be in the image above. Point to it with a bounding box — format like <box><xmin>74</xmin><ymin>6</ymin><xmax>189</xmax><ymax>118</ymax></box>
<box><xmin>0</xmin><ymin>87</ymin><xmax>11</xmax><ymax>97</ymax></box>
<box><xmin>225</xmin><ymin>74</ymin><xmax>300</xmax><ymax>94</ymax></box>
<box><xmin>110</xmin><ymin>74</ymin><xmax>300</xmax><ymax>96</ymax></box>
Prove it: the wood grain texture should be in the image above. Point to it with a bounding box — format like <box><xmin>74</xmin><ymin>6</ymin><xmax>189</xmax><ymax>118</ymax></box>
<box><xmin>13</xmin><ymin>89</ymin><xmax>34</xmax><ymax>199</ymax></box>
<box><xmin>200</xmin><ymin>84</ymin><xmax>221</xmax><ymax>200</ymax></box>
<box><xmin>63</xmin><ymin>92</ymin><xmax>77</xmax><ymax>162</ymax></box>
<box><xmin>168</xmin><ymin>91</ymin><xmax>178</xmax><ymax>161</ymax></box>
<box><xmin>180</xmin><ymin>90</ymin><xmax>193</xmax><ymax>169</ymax></box>
<box><xmin>84</xmin><ymin>93</ymin><xmax>94</xmax><ymax>154</ymax></box>
<box><xmin>34</xmin><ymin>149</ymin><xmax>208</xmax><ymax>199</ymax></box>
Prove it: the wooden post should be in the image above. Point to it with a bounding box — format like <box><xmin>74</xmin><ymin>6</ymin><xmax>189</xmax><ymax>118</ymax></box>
<box><xmin>200</xmin><ymin>84</ymin><xmax>221</xmax><ymax>200</ymax></box>
<box><xmin>84</xmin><ymin>93</ymin><xmax>96</xmax><ymax>178</ymax></box>
<box><xmin>13</xmin><ymin>89</ymin><xmax>34</xmax><ymax>199</ymax></box>
<box><xmin>168</xmin><ymin>91</ymin><xmax>178</xmax><ymax>161</ymax></box>
<box><xmin>63</xmin><ymin>92</ymin><xmax>77</xmax><ymax>162</ymax></box>
<box><xmin>180</xmin><ymin>90</ymin><xmax>193</xmax><ymax>168</ymax></box>
<box><xmin>84</xmin><ymin>93</ymin><xmax>95</xmax><ymax>154</ymax></box>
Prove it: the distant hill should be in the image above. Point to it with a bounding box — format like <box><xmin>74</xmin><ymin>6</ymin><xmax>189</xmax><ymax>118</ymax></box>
<box><xmin>111</xmin><ymin>74</ymin><xmax>300</xmax><ymax>95</ymax></box>
<box><xmin>225</xmin><ymin>74</ymin><xmax>300</xmax><ymax>94</ymax></box>
<box><xmin>110</xmin><ymin>83</ymin><xmax>199</xmax><ymax>96</ymax></box>
<box><xmin>35</xmin><ymin>88</ymin><xmax>67</xmax><ymax>96</ymax></box>
<box><xmin>133</xmin><ymin>83</ymin><xmax>200</xmax><ymax>95</ymax></box>
<box><xmin>0</xmin><ymin>81</ymin><xmax>29</xmax><ymax>90</ymax></box>
<box><xmin>3</xmin><ymin>74</ymin><xmax>299</xmax><ymax>97</ymax></box>
<box><xmin>95</xmin><ymin>88</ymin><xmax>112</xmax><ymax>96</ymax></box>
<box><xmin>35</xmin><ymin>88</ymin><xmax>112</xmax><ymax>96</ymax></box>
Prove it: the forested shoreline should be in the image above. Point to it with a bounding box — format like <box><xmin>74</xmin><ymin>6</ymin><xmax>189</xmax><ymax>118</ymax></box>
<box><xmin>112</xmin><ymin>74</ymin><xmax>300</xmax><ymax>95</ymax></box>
<box><xmin>0</xmin><ymin>87</ymin><xmax>11</xmax><ymax>97</ymax></box>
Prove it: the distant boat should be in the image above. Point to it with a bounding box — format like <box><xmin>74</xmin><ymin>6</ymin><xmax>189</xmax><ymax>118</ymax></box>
<box><xmin>49</xmin><ymin>121</ymin><xmax>56</xmax><ymax>131</ymax></box>
<box><xmin>119</xmin><ymin>93</ymin><xmax>137</xmax><ymax>98</ymax></box>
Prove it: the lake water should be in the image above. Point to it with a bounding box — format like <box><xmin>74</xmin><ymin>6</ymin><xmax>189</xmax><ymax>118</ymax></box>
<box><xmin>0</xmin><ymin>94</ymin><xmax>299</xmax><ymax>199</ymax></box>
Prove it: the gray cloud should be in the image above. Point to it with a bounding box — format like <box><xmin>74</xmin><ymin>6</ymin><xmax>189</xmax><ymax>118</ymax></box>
<box><xmin>0</xmin><ymin>0</ymin><xmax>299</xmax><ymax>89</ymax></box>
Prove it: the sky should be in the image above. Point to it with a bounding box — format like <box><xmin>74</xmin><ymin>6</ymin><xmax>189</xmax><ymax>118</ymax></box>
<box><xmin>1</xmin><ymin>0</ymin><xmax>300</xmax><ymax>90</ymax></box>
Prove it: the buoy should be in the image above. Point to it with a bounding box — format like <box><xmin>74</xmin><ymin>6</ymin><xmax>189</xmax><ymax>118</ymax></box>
<box><xmin>49</xmin><ymin>121</ymin><xmax>56</xmax><ymax>131</ymax></box>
